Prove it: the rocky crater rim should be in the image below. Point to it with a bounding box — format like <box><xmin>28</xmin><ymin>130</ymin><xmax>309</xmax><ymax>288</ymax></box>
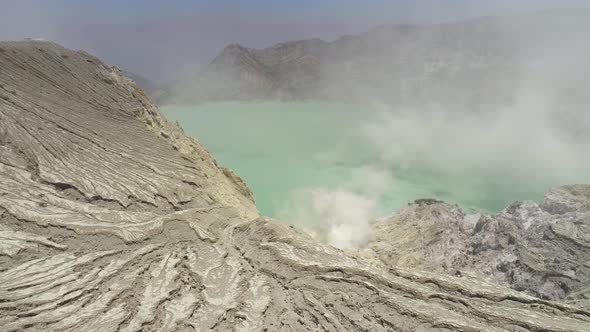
<box><xmin>0</xmin><ymin>40</ymin><xmax>589</xmax><ymax>331</ymax></box>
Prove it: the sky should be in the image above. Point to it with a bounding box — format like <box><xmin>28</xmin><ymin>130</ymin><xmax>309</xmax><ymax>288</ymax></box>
<box><xmin>1</xmin><ymin>0</ymin><xmax>588</xmax><ymax>80</ymax></box>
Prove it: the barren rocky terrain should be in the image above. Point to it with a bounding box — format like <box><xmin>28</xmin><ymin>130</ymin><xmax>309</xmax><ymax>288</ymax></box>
<box><xmin>369</xmin><ymin>186</ymin><xmax>590</xmax><ymax>308</ymax></box>
<box><xmin>0</xmin><ymin>41</ymin><xmax>589</xmax><ymax>331</ymax></box>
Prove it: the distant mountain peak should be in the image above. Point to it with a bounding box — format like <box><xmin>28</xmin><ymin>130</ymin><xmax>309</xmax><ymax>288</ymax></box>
<box><xmin>220</xmin><ymin>43</ymin><xmax>248</xmax><ymax>53</ymax></box>
<box><xmin>166</xmin><ymin>10</ymin><xmax>590</xmax><ymax>106</ymax></box>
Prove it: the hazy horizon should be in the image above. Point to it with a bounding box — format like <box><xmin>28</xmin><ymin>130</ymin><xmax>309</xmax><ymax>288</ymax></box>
<box><xmin>1</xmin><ymin>1</ymin><xmax>589</xmax><ymax>80</ymax></box>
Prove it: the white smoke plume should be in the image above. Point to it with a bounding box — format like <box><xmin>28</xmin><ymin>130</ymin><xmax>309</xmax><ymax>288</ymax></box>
<box><xmin>279</xmin><ymin>166</ymin><xmax>393</xmax><ymax>249</ymax></box>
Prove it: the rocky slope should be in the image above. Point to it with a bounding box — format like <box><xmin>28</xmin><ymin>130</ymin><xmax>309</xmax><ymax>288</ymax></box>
<box><xmin>168</xmin><ymin>10</ymin><xmax>590</xmax><ymax>108</ymax></box>
<box><xmin>0</xmin><ymin>41</ymin><xmax>589</xmax><ymax>331</ymax></box>
<box><xmin>122</xmin><ymin>70</ymin><xmax>166</xmax><ymax>100</ymax></box>
<box><xmin>368</xmin><ymin>185</ymin><xmax>590</xmax><ymax>309</ymax></box>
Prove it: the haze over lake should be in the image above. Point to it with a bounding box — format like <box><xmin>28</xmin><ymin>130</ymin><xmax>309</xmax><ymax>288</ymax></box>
<box><xmin>163</xmin><ymin>101</ymin><xmax>590</xmax><ymax>239</ymax></box>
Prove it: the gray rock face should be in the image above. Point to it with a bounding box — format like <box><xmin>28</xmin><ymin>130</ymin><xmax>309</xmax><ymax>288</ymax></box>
<box><xmin>541</xmin><ymin>185</ymin><xmax>590</xmax><ymax>215</ymax></box>
<box><xmin>370</xmin><ymin>187</ymin><xmax>590</xmax><ymax>308</ymax></box>
<box><xmin>1</xmin><ymin>41</ymin><xmax>589</xmax><ymax>331</ymax></box>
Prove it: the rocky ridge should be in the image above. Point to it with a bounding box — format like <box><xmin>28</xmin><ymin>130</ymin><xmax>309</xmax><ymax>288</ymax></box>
<box><xmin>0</xmin><ymin>41</ymin><xmax>589</xmax><ymax>331</ymax></box>
<box><xmin>169</xmin><ymin>10</ymin><xmax>590</xmax><ymax>109</ymax></box>
<box><xmin>368</xmin><ymin>185</ymin><xmax>590</xmax><ymax>308</ymax></box>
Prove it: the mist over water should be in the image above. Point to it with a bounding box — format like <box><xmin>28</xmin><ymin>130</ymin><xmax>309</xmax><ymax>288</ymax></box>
<box><xmin>158</xmin><ymin>9</ymin><xmax>590</xmax><ymax>249</ymax></box>
<box><xmin>163</xmin><ymin>99</ymin><xmax>590</xmax><ymax>248</ymax></box>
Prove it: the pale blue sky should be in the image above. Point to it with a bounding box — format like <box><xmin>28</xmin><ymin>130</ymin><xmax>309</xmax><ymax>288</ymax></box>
<box><xmin>1</xmin><ymin>0</ymin><xmax>587</xmax><ymax>79</ymax></box>
<box><xmin>3</xmin><ymin>0</ymin><xmax>589</xmax><ymax>21</ymax></box>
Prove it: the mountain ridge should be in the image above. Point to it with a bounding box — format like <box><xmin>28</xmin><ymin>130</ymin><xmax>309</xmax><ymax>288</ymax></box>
<box><xmin>165</xmin><ymin>9</ymin><xmax>590</xmax><ymax>108</ymax></box>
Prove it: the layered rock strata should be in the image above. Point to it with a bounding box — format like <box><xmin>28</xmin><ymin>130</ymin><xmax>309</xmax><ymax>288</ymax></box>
<box><xmin>0</xmin><ymin>41</ymin><xmax>588</xmax><ymax>331</ymax></box>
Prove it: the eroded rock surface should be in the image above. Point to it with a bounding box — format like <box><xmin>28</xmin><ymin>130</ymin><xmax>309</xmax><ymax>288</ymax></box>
<box><xmin>1</xmin><ymin>41</ymin><xmax>589</xmax><ymax>331</ymax></box>
<box><xmin>370</xmin><ymin>186</ymin><xmax>590</xmax><ymax>308</ymax></box>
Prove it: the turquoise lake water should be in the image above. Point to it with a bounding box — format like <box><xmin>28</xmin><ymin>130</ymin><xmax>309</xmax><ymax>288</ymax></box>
<box><xmin>162</xmin><ymin>102</ymin><xmax>590</xmax><ymax>233</ymax></box>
